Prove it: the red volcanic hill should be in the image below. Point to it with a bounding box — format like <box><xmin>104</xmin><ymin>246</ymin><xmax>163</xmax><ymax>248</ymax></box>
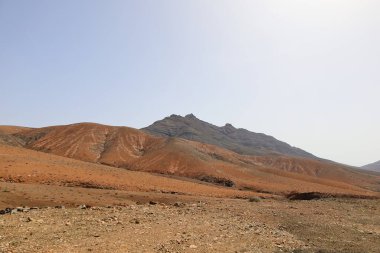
<box><xmin>0</xmin><ymin>143</ymin><xmax>251</xmax><ymax>200</ymax></box>
<box><xmin>1</xmin><ymin>122</ymin><xmax>378</xmax><ymax>198</ymax></box>
<box><xmin>0</xmin><ymin>125</ymin><xmax>30</xmax><ymax>147</ymax></box>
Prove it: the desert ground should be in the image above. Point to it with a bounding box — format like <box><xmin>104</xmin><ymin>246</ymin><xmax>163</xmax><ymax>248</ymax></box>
<box><xmin>0</xmin><ymin>182</ymin><xmax>379</xmax><ymax>253</ymax></box>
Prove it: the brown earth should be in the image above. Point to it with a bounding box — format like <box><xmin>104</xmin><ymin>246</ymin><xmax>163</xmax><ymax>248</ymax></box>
<box><xmin>0</xmin><ymin>126</ymin><xmax>31</xmax><ymax>135</ymax></box>
<box><xmin>0</xmin><ymin>188</ymin><xmax>379</xmax><ymax>253</ymax></box>
<box><xmin>2</xmin><ymin>123</ymin><xmax>378</xmax><ymax>197</ymax></box>
<box><xmin>0</xmin><ymin>144</ymin><xmax>265</xmax><ymax>200</ymax></box>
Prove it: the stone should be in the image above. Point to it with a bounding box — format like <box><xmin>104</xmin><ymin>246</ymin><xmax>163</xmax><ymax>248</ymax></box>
<box><xmin>130</xmin><ymin>218</ymin><xmax>140</xmax><ymax>224</ymax></box>
<box><xmin>25</xmin><ymin>217</ymin><xmax>33</xmax><ymax>222</ymax></box>
<box><xmin>174</xmin><ymin>202</ymin><xmax>185</xmax><ymax>207</ymax></box>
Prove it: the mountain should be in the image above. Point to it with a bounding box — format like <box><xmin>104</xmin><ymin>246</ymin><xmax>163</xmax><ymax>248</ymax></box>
<box><xmin>142</xmin><ymin>114</ymin><xmax>316</xmax><ymax>159</ymax></box>
<box><xmin>0</xmin><ymin>140</ymin><xmax>248</xmax><ymax>199</ymax></box>
<box><xmin>0</xmin><ymin>125</ymin><xmax>30</xmax><ymax>147</ymax></box>
<box><xmin>2</xmin><ymin>122</ymin><xmax>379</xmax><ymax>197</ymax></box>
<box><xmin>362</xmin><ymin>160</ymin><xmax>380</xmax><ymax>172</ymax></box>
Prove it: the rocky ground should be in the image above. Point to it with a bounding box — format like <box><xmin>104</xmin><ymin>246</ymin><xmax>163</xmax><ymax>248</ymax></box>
<box><xmin>1</xmin><ymin>197</ymin><xmax>379</xmax><ymax>253</ymax></box>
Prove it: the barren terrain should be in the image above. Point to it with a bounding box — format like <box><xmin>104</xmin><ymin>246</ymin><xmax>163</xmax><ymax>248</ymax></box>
<box><xmin>1</xmin><ymin>188</ymin><xmax>379</xmax><ymax>253</ymax></box>
<box><xmin>1</xmin><ymin>122</ymin><xmax>380</xmax><ymax>252</ymax></box>
<box><xmin>2</xmin><ymin>123</ymin><xmax>379</xmax><ymax>197</ymax></box>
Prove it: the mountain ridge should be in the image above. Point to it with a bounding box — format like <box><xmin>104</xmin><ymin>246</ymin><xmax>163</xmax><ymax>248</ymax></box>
<box><xmin>142</xmin><ymin>114</ymin><xmax>316</xmax><ymax>159</ymax></box>
<box><xmin>1</xmin><ymin>122</ymin><xmax>379</xmax><ymax>196</ymax></box>
<box><xmin>362</xmin><ymin>160</ymin><xmax>380</xmax><ymax>172</ymax></box>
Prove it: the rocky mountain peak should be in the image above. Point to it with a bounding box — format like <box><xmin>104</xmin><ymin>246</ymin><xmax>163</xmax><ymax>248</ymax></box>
<box><xmin>224</xmin><ymin>123</ymin><xmax>235</xmax><ymax>128</ymax></box>
<box><xmin>222</xmin><ymin>123</ymin><xmax>236</xmax><ymax>134</ymax></box>
<box><xmin>142</xmin><ymin>114</ymin><xmax>316</xmax><ymax>158</ymax></box>
<box><xmin>185</xmin><ymin>113</ymin><xmax>197</xmax><ymax>120</ymax></box>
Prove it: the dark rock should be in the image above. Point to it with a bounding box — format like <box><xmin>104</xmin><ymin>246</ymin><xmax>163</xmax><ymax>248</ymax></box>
<box><xmin>25</xmin><ymin>217</ymin><xmax>33</xmax><ymax>222</ymax></box>
<box><xmin>174</xmin><ymin>202</ymin><xmax>185</xmax><ymax>208</ymax></box>
<box><xmin>130</xmin><ymin>218</ymin><xmax>140</xmax><ymax>224</ymax></box>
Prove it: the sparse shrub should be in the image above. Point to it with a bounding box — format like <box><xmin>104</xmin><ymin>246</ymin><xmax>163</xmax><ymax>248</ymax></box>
<box><xmin>198</xmin><ymin>175</ymin><xmax>235</xmax><ymax>187</ymax></box>
<box><xmin>248</xmin><ymin>196</ymin><xmax>260</xmax><ymax>202</ymax></box>
<box><xmin>286</xmin><ymin>191</ymin><xmax>324</xmax><ymax>200</ymax></box>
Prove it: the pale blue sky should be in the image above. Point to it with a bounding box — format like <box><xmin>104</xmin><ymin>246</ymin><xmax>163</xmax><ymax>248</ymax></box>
<box><xmin>1</xmin><ymin>0</ymin><xmax>379</xmax><ymax>166</ymax></box>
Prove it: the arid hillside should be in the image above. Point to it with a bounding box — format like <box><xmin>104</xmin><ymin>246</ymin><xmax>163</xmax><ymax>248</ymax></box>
<box><xmin>0</xmin><ymin>143</ymin><xmax>257</xmax><ymax>201</ymax></box>
<box><xmin>0</xmin><ymin>125</ymin><xmax>31</xmax><ymax>147</ymax></box>
<box><xmin>143</xmin><ymin>114</ymin><xmax>315</xmax><ymax>158</ymax></box>
<box><xmin>1</xmin><ymin>123</ymin><xmax>379</xmax><ymax>197</ymax></box>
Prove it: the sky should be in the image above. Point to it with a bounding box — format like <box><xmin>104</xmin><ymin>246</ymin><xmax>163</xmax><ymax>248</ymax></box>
<box><xmin>0</xmin><ymin>0</ymin><xmax>379</xmax><ymax>166</ymax></box>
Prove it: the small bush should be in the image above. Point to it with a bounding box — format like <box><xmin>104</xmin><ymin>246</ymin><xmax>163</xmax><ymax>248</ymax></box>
<box><xmin>248</xmin><ymin>197</ymin><xmax>261</xmax><ymax>202</ymax></box>
<box><xmin>286</xmin><ymin>191</ymin><xmax>324</xmax><ymax>200</ymax></box>
<box><xmin>198</xmin><ymin>175</ymin><xmax>235</xmax><ymax>187</ymax></box>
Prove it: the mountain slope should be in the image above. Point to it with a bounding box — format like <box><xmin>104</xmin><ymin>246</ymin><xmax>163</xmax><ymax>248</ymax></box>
<box><xmin>13</xmin><ymin>123</ymin><xmax>164</xmax><ymax>165</ymax></box>
<box><xmin>142</xmin><ymin>114</ymin><xmax>315</xmax><ymax>159</ymax></box>
<box><xmin>362</xmin><ymin>160</ymin><xmax>380</xmax><ymax>172</ymax></box>
<box><xmin>5</xmin><ymin>122</ymin><xmax>379</xmax><ymax>196</ymax></box>
<box><xmin>0</xmin><ymin>143</ymin><xmax>252</xmax><ymax>198</ymax></box>
<box><xmin>0</xmin><ymin>126</ymin><xmax>32</xmax><ymax>147</ymax></box>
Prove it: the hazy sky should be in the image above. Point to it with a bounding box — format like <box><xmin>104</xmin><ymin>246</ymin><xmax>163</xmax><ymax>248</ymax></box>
<box><xmin>1</xmin><ymin>0</ymin><xmax>379</xmax><ymax>166</ymax></box>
